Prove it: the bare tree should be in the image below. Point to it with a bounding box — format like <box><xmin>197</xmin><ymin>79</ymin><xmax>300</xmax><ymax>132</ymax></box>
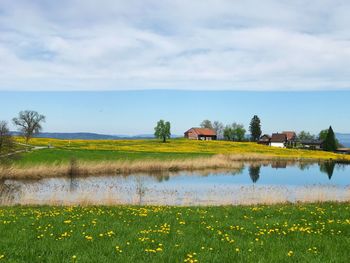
<box><xmin>212</xmin><ymin>121</ymin><xmax>224</xmax><ymax>139</ymax></box>
<box><xmin>13</xmin><ymin>111</ymin><xmax>46</xmax><ymax>144</ymax></box>
<box><xmin>0</xmin><ymin>121</ymin><xmax>14</xmax><ymax>155</ymax></box>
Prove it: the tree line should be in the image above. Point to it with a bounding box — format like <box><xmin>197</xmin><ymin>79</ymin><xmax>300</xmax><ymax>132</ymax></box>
<box><xmin>199</xmin><ymin>115</ymin><xmax>262</xmax><ymax>142</ymax></box>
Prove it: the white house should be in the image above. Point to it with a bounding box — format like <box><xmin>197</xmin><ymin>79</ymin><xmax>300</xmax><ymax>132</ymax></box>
<box><xmin>270</xmin><ymin>133</ymin><xmax>287</xmax><ymax>148</ymax></box>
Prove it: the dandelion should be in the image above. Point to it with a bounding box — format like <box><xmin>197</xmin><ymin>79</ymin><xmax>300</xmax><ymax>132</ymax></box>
<box><xmin>0</xmin><ymin>255</ymin><xmax>4</xmax><ymax>260</ymax></box>
<box><xmin>287</xmin><ymin>251</ymin><xmax>293</xmax><ymax>257</ymax></box>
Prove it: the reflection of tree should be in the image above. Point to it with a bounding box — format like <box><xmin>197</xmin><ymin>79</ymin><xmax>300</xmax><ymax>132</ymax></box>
<box><xmin>298</xmin><ymin>162</ymin><xmax>312</xmax><ymax>171</ymax></box>
<box><xmin>249</xmin><ymin>165</ymin><xmax>261</xmax><ymax>183</ymax></box>
<box><xmin>0</xmin><ymin>179</ymin><xmax>20</xmax><ymax>205</ymax></box>
<box><xmin>135</xmin><ymin>176</ymin><xmax>146</xmax><ymax>205</ymax></box>
<box><xmin>319</xmin><ymin>162</ymin><xmax>336</xmax><ymax>180</ymax></box>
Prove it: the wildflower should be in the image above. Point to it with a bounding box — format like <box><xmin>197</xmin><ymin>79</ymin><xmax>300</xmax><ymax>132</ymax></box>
<box><xmin>0</xmin><ymin>255</ymin><xmax>4</xmax><ymax>260</ymax></box>
<box><xmin>72</xmin><ymin>255</ymin><xmax>77</xmax><ymax>261</ymax></box>
<box><xmin>287</xmin><ymin>251</ymin><xmax>293</xmax><ymax>257</ymax></box>
<box><xmin>85</xmin><ymin>235</ymin><xmax>93</xmax><ymax>241</ymax></box>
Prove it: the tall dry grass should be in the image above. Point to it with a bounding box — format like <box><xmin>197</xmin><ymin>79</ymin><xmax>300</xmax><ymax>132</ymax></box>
<box><xmin>0</xmin><ymin>153</ymin><xmax>337</xmax><ymax>179</ymax></box>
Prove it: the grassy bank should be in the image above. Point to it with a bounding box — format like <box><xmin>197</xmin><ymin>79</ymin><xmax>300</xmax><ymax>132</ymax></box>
<box><xmin>0</xmin><ymin>203</ymin><xmax>349</xmax><ymax>262</ymax></box>
<box><xmin>1</xmin><ymin>138</ymin><xmax>348</xmax><ymax>179</ymax></box>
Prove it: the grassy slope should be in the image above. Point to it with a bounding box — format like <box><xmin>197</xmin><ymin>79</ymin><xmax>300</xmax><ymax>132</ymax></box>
<box><xmin>13</xmin><ymin>137</ymin><xmax>350</xmax><ymax>166</ymax></box>
<box><xmin>0</xmin><ymin>203</ymin><xmax>349</xmax><ymax>262</ymax></box>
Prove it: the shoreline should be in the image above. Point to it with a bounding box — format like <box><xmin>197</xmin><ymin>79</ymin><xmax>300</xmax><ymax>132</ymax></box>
<box><xmin>1</xmin><ymin>154</ymin><xmax>349</xmax><ymax>180</ymax></box>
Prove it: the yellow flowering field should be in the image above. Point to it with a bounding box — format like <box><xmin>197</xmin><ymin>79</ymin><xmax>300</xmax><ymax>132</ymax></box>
<box><xmin>15</xmin><ymin>137</ymin><xmax>350</xmax><ymax>162</ymax></box>
<box><xmin>0</xmin><ymin>203</ymin><xmax>349</xmax><ymax>262</ymax></box>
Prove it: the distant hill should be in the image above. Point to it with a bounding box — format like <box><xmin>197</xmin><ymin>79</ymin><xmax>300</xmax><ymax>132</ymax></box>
<box><xmin>336</xmin><ymin>133</ymin><xmax>350</xmax><ymax>147</ymax></box>
<box><xmin>10</xmin><ymin>132</ymin><xmax>181</xmax><ymax>140</ymax></box>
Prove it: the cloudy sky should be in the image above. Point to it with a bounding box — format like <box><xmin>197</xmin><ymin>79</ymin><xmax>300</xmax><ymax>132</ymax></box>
<box><xmin>1</xmin><ymin>0</ymin><xmax>350</xmax><ymax>91</ymax></box>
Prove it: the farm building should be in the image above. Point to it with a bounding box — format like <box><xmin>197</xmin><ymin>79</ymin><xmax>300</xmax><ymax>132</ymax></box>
<box><xmin>270</xmin><ymin>133</ymin><xmax>287</xmax><ymax>148</ymax></box>
<box><xmin>258</xmin><ymin>134</ymin><xmax>271</xmax><ymax>145</ymax></box>
<box><xmin>300</xmin><ymin>140</ymin><xmax>324</xmax><ymax>150</ymax></box>
<box><xmin>282</xmin><ymin>131</ymin><xmax>297</xmax><ymax>147</ymax></box>
<box><xmin>184</xmin><ymin>128</ymin><xmax>217</xmax><ymax>140</ymax></box>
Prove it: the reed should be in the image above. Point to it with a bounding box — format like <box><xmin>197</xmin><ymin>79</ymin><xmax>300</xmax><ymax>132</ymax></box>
<box><xmin>0</xmin><ymin>154</ymin><xmax>339</xmax><ymax>179</ymax></box>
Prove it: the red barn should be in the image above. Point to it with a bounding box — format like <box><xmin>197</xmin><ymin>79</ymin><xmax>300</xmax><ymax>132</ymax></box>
<box><xmin>184</xmin><ymin>128</ymin><xmax>217</xmax><ymax>140</ymax></box>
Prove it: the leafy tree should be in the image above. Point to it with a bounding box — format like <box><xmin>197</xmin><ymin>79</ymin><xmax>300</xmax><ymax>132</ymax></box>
<box><xmin>249</xmin><ymin>115</ymin><xmax>262</xmax><ymax>142</ymax></box>
<box><xmin>318</xmin><ymin>129</ymin><xmax>328</xmax><ymax>141</ymax></box>
<box><xmin>223</xmin><ymin>126</ymin><xmax>234</xmax><ymax>141</ymax></box>
<box><xmin>200</xmin><ymin>120</ymin><xmax>213</xmax><ymax>129</ymax></box>
<box><xmin>297</xmin><ymin>131</ymin><xmax>315</xmax><ymax>141</ymax></box>
<box><xmin>12</xmin><ymin>110</ymin><xmax>46</xmax><ymax>144</ymax></box>
<box><xmin>323</xmin><ymin>126</ymin><xmax>337</xmax><ymax>151</ymax></box>
<box><xmin>212</xmin><ymin>121</ymin><xmax>224</xmax><ymax>139</ymax></box>
<box><xmin>319</xmin><ymin>129</ymin><xmax>341</xmax><ymax>147</ymax></box>
<box><xmin>0</xmin><ymin>121</ymin><xmax>14</xmax><ymax>155</ymax></box>
<box><xmin>154</xmin><ymin>120</ymin><xmax>171</xmax><ymax>143</ymax></box>
<box><xmin>223</xmin><ymin>123</ymin><xmax>246</xmax><ymax>141</ymax></box>
<box><xmin>232</xmin><ymin>123</ymin><xmax>246</xmax><ymax>141</ymax></box>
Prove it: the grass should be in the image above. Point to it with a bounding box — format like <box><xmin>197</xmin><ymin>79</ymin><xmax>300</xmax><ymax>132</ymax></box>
<box><xmin>1</xmin><ymin>137</ymin><xmax>347</xmax><ymax>179</ymax></box>
<box><xmin>0</xmin><ymin>203</ymin><xmax>349</xmax><ymax>262</ymax></box>
<box><xmin>13</xmin><ymin>137</ymin><xmax>350</xmax><ymax>165</ymax></box>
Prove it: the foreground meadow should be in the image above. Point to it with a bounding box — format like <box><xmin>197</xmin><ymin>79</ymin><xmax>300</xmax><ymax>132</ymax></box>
<box><xmin>0</xmin><ymin>203</ymin><xmax>349</xmax><ymax>262</ymax></box>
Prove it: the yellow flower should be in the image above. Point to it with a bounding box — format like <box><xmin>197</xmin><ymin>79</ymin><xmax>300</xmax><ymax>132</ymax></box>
<box><xmin>287</xmin><ymin>251</ymin><xmax>293</xmax><ymax>256</ymax></box>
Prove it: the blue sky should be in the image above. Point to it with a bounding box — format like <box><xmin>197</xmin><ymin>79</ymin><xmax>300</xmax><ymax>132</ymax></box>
<box><xmin>0</xmin><ymin>2</ymin><xmax>349</xmax><ymax>135</ymax></box>
<box><xmin>1</xmin><ymin>91</ymin><xmax>349</xmax><ymax>135</ymax></box>
<box><xmin>0</xmin><ymin>0</ymin><xmax>350</xmax><ymax>91</ymax></box>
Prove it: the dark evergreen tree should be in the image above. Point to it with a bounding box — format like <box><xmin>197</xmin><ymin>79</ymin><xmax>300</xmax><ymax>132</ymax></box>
<box><xmin>249</xmin><ymin>115</ymin><xmax>262</xmax><ymax>142</ymax></box>
<box><xmin>323</xmin><ymin>126</ymin><xmax>337</xmax><ymax>151</ymax></box>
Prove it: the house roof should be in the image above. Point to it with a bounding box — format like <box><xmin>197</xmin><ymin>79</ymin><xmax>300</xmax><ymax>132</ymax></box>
<box><xmin>185</xmin><ymin>128</ymin><xmax>216</xmax><ymax>136</ymax></box>
<box><xmin>259</xmin><ymin>134</ymin><xmax>271</xmax><ymax>141</ymax></box>
<box><xmin>282</xmin><ymin>131</ymin><xmax>296</xmax><ymax>141</ymax></box>
<box><xmin>271</xmin><ymin>133</ymin><xmax>287</xmax><ymax>143</ymax></box>
<box><xmin>300</xmin><ymin>140</ymin><xmax>323</xmax><ymax>145</ymax></box>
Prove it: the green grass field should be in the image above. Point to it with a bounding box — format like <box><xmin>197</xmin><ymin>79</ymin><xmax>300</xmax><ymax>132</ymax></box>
<box><xmin>13</xmin><ymin>137</ymin><xmax>350</xmax><ymax>166</ymax></box>
<box><xmin>0</xmin><ymin>203</ymin><xmax>349</xmax><ymax>262</ymax></box>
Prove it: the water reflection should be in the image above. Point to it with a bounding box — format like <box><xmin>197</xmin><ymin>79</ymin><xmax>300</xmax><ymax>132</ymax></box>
<box><xmin>319</xmin><ymin>162</ymin><xmax>336</xmax><ymax>180</ymax></box>
<box><xmin>0</xmin><ymin>161</ymin><xmax>349</xmax><ymax>206</ymax></box>
<box><xmin>249</xmin><ymin>165</ymin><xmax>261</xmax><ymax>183</ymax></box>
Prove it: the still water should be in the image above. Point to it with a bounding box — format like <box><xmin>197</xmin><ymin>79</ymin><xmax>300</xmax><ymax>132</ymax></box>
<box><xmin>1</xmin><ymin>162</ymin><xmax>349</xmax><ymax>206</ymax></box>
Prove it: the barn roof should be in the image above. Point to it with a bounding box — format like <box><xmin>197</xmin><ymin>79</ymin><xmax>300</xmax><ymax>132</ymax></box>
<box><xmin>282</xmin><ymin>131</ymin><xmax>296</xmax><ymax>141</ymax></box>
<box><xmin>185</xmin><ymin>128</ymin><xmax>216</xmax><ymax>136</ymax></box>
<box><xmin>271</xmin><ymin>133</ymin><xmax>287</xmax><ymax>143</ymax></box>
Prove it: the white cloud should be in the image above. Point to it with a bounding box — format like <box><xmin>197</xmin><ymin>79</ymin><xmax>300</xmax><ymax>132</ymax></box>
<box><xmin>0</xmin><ymin>0</ymin><xmax>350</xmax><ymax>90</ymax></box>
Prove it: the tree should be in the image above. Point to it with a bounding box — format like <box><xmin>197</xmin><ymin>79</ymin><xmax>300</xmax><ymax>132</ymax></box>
<box><xmin>223</xmin><ymin>123</ymin><xmax>246</xmax><ymax>141</ymax></box>
<box><xmin>212</xmin><ymin>121</ymin><xmax>224</xmax><ymax>139</ymax></box>
<box><xmin>297</xmin><ymin>131</ymin><xmax>315</xmax><ymax>141</ymax></box>
<box><xmin>0</xmin><ymin>121</ymin><xmax>14</xmax><ymax>155</ymax></box>
<box><xmin>319</xmin><ymin>129</ymin><xmax>341</xmax><ymax>147</ymax></box>
<box><xmin>232</xmin><ymin>123</ymin><xmax>246</xmax><ymax>141</ymax></box>
<box><xmin>249</xmin><ymin>115</ymin><xmax>262</xmax><ymax>141</ymax></box>
<box><xmin>223</xmin><ymin>125</ymin><xmax>234</xmax><ymax>141</ymax></box>
<box><xmin>323</xmin><ymin>126</ymin><xmax>337</xmax><ymax>151</ymax></box>
<box><xmin>12</xmin><ymin>110</ymin><xmax>46</xmax><ymax>144</ymax></box>
<box><xmin>318</xmin><ymin>129</ymin><xmax>328</xmax><ymax>141</ymax></box>
<box><xmin>154</xmin><ymin>120</ymin><xmax>171</xmax><ymax>143</ymax></box>
<box><xmin>200</xmin><ymin>120</ymin><xmax>213</xmax><ymax>129</ymax></box>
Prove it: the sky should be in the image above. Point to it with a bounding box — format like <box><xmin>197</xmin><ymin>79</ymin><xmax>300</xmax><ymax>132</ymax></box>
<box><xmin>0</xmin><ymin>0</ymin><xmax>350</xmax><ymax>91</ymax></box>
<box><xmin>0</xmin><ymin>2</ymin><xmax>349</xmax><ymax>135</ymax></box>
<box><xmin>1</xmin><ymin>91</ymin><xmax>349</xmax><ymax>135</ymax></box>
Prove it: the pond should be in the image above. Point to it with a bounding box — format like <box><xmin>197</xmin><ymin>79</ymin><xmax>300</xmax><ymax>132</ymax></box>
<box><xmin>1</xmin><ymin>161</ymin><xmax>349</xmax><ymax>206</ymax></box>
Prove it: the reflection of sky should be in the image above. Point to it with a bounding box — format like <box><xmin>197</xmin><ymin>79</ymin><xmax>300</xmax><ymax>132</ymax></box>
<box><xmin>147</xmin><ymin>164</ymin><xmax>350</xmax><ymax>187</ymax></box>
